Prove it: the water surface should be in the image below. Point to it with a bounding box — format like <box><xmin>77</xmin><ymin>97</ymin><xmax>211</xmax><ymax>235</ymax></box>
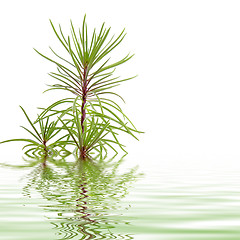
<box><xmin>1</xmin><ymin>155</ymin><xmax>240</xmax><ymax>239</ymax></box>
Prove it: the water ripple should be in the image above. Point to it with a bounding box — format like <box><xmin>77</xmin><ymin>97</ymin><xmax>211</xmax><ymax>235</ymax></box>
<box><xmin>2</xmin><ymin>157</ymin><xmax>240</xmax><ymax>239</ymax></box>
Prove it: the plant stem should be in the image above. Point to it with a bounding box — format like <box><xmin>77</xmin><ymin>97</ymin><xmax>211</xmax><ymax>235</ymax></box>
<box><xmin>80</xmin><ymin>146</ymin><xmax>87</xmax><ymax>160</ymax></box>
<box><xmin>81</xmin><ymin>66</ymin><xmax>88</xmax><ymax>134</ymax></box>
<box><xmin>80</xmin><ymin>66</ymin><xmax>88</xmax><ymax>160</ymax></box>
<box><xmin>43</xmin><ymin>140</ymin><xmax>47</xmax><ymax>152</ymax></box>
<box><xmin>42</xmin><ymin>140</ymin><xmax>48</xmax><ymax>166</ymax></box>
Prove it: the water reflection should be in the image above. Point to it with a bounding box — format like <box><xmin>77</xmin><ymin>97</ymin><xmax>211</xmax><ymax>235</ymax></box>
<box><xmin>20</xmin><ymin>155</ymin><xmax>141</xmax><ymax>239</ymax></box>
<box><xmin>3</xmin><ymin>155</ymin><xmax>240</xmax><ymax>239</ymax></box>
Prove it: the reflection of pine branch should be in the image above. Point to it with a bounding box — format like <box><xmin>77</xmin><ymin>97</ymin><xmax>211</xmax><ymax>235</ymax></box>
<box><xmin>51</xmin><ymin>222</ymin><xmax>80</xmax><ymax>239</ymax></box>
<box><xmin>76</xmin><ymin>174</ymin><xmax>97</xmax><ymax>225</ymax></box>
<box><xmin>16</xmin><ymin>155</ymin><xmax>141</xmax><ymax>238</ymax></box>
<box><xmin>22</xmin><ymin>165</ymin><xmax>43</xmax><ymax>198</ymax></box>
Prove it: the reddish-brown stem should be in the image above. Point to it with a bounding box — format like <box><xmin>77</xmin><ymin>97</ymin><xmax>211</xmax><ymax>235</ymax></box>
<box><xmin>81</xmin><ymin>66</ymin><xmax>88</xmax><ymax>134</ymax></box>
<box><xmin>43</xmin><ymin>140</ymin><xmax>47</xmax><ymax>152</ymax></box>
<box><xmin>80</xmin><ymin>146</ymin><xmax>87</xmax><ymax>160</ymax></box>
<box><xmin>80</xmin><ymin>66</ymin><xmax>88</xmax><ymax>160</ymax></box>
<box><xmin>42</xmin><ymin>140</ymin><xmax>48</xmax><ymax>167</ymax></box>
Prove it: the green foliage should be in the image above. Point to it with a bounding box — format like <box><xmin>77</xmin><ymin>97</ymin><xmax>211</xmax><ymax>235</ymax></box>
<box><xmin>34</xmin><ymin>15</ymin><xmax>135</xmax><ymax>98</ymax></box>
<box><xmin>0</xmin><ymin>106</ymin><xmax>66</xmax><ymax>155</ymax></box>
<box><xmin>0</xmin><ymin>15</ymin><xmax>142</xmax><ymax>160</ymax></box>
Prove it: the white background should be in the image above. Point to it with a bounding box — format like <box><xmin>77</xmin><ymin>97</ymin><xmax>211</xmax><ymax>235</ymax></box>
<box><xmin>1</xmin><ymin>0</ymin><xmax>240</xmax><ymax>168</ymax></box>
